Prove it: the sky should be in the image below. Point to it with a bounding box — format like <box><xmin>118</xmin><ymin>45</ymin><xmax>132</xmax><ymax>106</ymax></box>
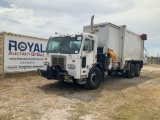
<box><xmin>0</xmin><ymin>0</ymin><xmax>160</xmax><ymax>56</ymax></box>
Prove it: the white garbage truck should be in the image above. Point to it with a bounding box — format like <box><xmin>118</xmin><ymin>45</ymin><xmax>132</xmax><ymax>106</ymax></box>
<box><xmin>38</xmin><ymin>16</ymin><xmax>147</xmax><ymax>89</ymax></box>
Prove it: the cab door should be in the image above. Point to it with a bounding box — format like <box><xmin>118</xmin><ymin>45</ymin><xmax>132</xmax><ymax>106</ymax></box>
<box><xmin>81</xmin><ymin>38</ymin><xmax>94</xmax><ymax>76</ymax></box>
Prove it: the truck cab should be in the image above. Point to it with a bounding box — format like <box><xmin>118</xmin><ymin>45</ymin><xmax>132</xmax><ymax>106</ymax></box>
<box><xmin>38</xmin><ymin>33</ymin><xmax>103</xmax><ymax>89</ymax></box>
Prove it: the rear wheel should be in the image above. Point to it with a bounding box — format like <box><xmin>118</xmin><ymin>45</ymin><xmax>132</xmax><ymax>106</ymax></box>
<box><xmin>134</xmin><ymin>64</ymin><xmax>141</xmax><ymax>77</ymax></box>
<box><xmin>126</xmin><ymin>63</ymin><xmax>135</xmax><ymax>78</ymax></box>
<box><xmin>85</xmin><ymin>67</ymin><xmax>102</xmax><ymax>90</ymax></box>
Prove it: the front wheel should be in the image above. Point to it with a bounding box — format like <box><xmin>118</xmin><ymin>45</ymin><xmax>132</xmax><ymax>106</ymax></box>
<box><xmin>85</xmin><ymin>67</ymin><xmax>102</xmax><ymax>90</ymax></box>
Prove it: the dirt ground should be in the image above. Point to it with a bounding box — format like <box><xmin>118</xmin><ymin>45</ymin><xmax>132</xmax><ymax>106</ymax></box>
<box><xmin>0</xmin><ymin>64</ymin><xmax>160</xmax><ymax>120</ymax></box>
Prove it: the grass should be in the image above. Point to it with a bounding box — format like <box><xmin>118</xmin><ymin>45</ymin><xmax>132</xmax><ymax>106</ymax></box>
<box><xmin>151</xmin><ymin>107</ymin><xmax>160</xmax><ymax>120</ymax></box>
<box><xmin>1</xmin><ymin>64</ymin><xmax>160</xmax><ymax>120</ymax></box>
<box><xmin>69</xmin><ymin>102</ymin><xmax>93</xmax><ymax>120</ymax></box>
<box><xmin>0</xmin><ymin>113</ymin><xmax>13</xmax><ymax>120</ymax></box>
<box><xmin>113</xmin><ymin>97</ymin><xmax>160</xmax><ymax>120</ymax></box>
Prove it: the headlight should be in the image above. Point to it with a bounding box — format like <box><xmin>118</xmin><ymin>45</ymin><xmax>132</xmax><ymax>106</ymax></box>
<box><xmin>44</xmin><ymin>62</ymin><xmax>49</xmax><ymax>66</ymax></box>
<box><xmin>68</xmin><ymin>64</ymin><xmax>76</xmax><ymax>69</ymax></box>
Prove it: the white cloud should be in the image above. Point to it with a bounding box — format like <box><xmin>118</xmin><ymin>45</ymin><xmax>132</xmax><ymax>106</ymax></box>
<box><xmin>0</xmin><ymin>0</ymin><xmax>160</xmax><ymax>56</ymax></box>
<box><xmin>0</xmin><ymin>6</ymin><xmax>46</xmax><ymax>36</ymax></box>
<box><xmin>0</xmin><ymin>7</ymin><xmax>35</xmax><ymax>24</ymax></box>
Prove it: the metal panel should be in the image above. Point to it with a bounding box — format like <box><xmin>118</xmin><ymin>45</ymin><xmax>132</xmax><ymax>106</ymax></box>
<box><xmin>83</xmin><ymin>23</ymin><xmax>109</xmax><ymax>48</ymax></box>
<box><xmin>108</xmin><ymin>26</ymin><xmax>120</xmax><ymax>61</ymax></box>
<box><xmin>124</xmin><ymin>30</ymin><xmax>143</xmax><ymax>61</ymax></box>
<box><xmin>0</xmin><ymin>34</ymin><xmax>4</xmax><ymax>74</ymax></box>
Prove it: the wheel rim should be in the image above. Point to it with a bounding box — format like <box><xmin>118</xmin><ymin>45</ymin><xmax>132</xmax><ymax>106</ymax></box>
<box><xmin>91</xmin><ymin>73</ymin><xmax>99</xmax><ymax>85</ymax></box>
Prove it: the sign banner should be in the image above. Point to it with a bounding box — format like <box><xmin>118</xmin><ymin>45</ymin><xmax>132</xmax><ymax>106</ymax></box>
<box><xmin>4</xmin><ymin>35</ymin><xmax>47</xmax><ymax>73</ymax></box>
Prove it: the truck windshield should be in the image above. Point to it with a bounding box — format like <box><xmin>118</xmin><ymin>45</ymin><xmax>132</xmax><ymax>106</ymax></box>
<box><xmin>46</xmin><ymin>37</ymin><xmax>62</xmax><ymax>53</ymax></box>
<box><xmin>46</xmin><ymin>35</ymin><xmax>82</xmax><ymax>54</ymax></box>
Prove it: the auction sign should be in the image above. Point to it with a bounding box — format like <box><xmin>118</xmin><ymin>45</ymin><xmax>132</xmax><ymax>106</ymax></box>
<box><xmin>4</xmin><ymin>34</ymin><xmax>47</xmax><ymax>73</ymax></box>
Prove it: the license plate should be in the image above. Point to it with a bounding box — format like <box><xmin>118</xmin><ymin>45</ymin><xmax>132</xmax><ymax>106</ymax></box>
<box><xmin>64</xmin><ymin>76</ymin><xmax>73</xmax><ymax>83</ymax></box>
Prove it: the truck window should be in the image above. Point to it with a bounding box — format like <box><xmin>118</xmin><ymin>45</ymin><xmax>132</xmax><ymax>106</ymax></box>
<box><xmin>49</xmin><ymin>41</ymin><xmax>60</xmax><ymax>50</ymax></box>
<box><xmin>83</xmin><ymin>39</ymin><xmax>94</xmax><ymax>51</ymax></box>
<box><xmin>69</xmin><ymin>41</ymin><xmax>81</xmax><ymax>50</ymax></box>
<box><xmin>46</xmin><ymin>37</ymin><xmax>62</xmax><ymax>53</ymax></box>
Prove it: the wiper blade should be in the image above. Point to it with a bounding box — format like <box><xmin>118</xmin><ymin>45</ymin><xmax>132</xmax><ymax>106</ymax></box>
<box><xmin>66</xmin><ymin>50</ymin><xmax>72</xmax><ymax>57</ymax></box>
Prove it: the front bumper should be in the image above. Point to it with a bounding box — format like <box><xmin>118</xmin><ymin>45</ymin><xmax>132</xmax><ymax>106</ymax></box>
<box><xmin>38</xmin><ymin>66</ymin><xmax>73</xmax><ymax>83</ymax></box>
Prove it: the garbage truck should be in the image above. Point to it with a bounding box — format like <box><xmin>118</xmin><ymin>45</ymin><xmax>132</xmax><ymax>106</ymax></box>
<box><xmin>38</xmin><ymin>16</ymin><xmax>147</xmax><ymax>89</ymax></box>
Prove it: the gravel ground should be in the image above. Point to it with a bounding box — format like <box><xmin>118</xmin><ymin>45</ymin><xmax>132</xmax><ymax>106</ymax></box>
<box><xmin>0</xmin><ymin>64</ymin><xmax>160</xmax><ymax>120</ymax></box>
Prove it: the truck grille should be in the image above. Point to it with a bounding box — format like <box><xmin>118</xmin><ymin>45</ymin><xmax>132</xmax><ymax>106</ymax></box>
<box><xmin>51</xmin><ymin>56</ymin><xmax>66</xmax><ymax>69</ymax></box>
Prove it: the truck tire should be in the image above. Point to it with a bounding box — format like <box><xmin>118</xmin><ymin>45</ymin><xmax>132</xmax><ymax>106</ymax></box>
<box><xmin>85</xmin><ymin>67</ymin><xmax>102</xmax><ymax>90</ymax></box>
<box><xmin>126</xmin><ymin>63</ymin><xmax>135</xmax><ymax>78</ymax></box>
<box><xmin>134</xmin><ymin>64</ymin><xmax>141</xmax><ymax>77</ymax></box>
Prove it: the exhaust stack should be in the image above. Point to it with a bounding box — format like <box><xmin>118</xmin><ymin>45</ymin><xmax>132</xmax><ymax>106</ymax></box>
<box><xmin>91</xmin><ymin>15</ymin><xmax>94</xmax><ymax>34</ymax></box>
